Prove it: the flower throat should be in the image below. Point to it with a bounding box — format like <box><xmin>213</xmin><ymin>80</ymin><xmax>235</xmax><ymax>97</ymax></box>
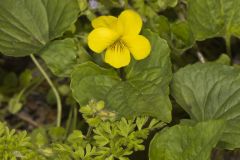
<box><xmin>109</xmin><ymin>39</ymin><xmax>127</xmax><ymax>52</ymax></box>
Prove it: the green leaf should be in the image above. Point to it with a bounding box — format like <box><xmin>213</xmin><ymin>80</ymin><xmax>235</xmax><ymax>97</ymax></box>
<box><xmin>71</xmin><ymin>31</ymin><xmax>172</xmax><ymax>122</ymax></box>
<box><xmin>111</xmin><ymin>31</ymin><xmax>172</xmax><ymax>122</ymax></box>
<box><xmin>31</xmin><ymin>128</ymin><xmax>49</xmax><ymax>148</ymax></box>
<box><xmin>19</xmin><ymin>69</ymin><xmax>32</xmax><ymax>87</ymax></box>
<box><xmin>147</xmin><ymin>17</ymin><xmax>195</xmax><ymax>54</ymax></box>
<box><xmin>78</xmin><ymin>0</ymin><xmax>88</xmax><ymax>12</ymax></box>
<box><xmin>58</xmin><ymin>85</ymin><xmax>70</xmax><ymax>96</ymax></box>
<box><xmin>71</xmin><ymin>62</ymin><xmax>120</xmax><ymax>105</ymax></box>
<box><xmin>0</xmin><ymin>0</ymin><xmax>79</xmax><ymax>57</ymax></box>
<box><xmin>126</xmin><ymin>30</ymin><xmax>171</xmax><ymax>78</ymax></box>
<box><xmin>41</xmin><ymin>0</ymin><xmax>79</xmax><ymax>39</ymax></box>
<box><xmin>40</xmin><ymin>38</ymin><xmax>78</xmax><ymax>77</ymax></box>
<box><xmin>171</xmin><ymin>63</ymin><xmax>240</xmax><ymax>149</ymax></box>
<box><xmin>8</xmin><ymin>94</ymin><xmax>23</xmax><ymax>114</ymax></box>
<box><xmin>132</xmin><ymin>0</ymin><xmax>178</xmax><ymax>18</ymax></box>
<box><xmin>213</xmin><ymin>54</ymin><xmax>231</xmax><ymax>65</ymax></box>
<box><xmin>48</xmin><ymin>127</ymin><xmax>66</xmax><ymax>142</ymax></box>
<box><xmin>170</xmin><ymin>21</ymin><xmax>195</xmax><ymax>52</ymax></box>
<box><xmin>146</xmin><ymin>16</ymin><xmax>170</xmax><ymax>39</ymax></box>
<box><xmin>149</xmin><ymin>120</ymin><xmax>225</xmax><ymax>160</ymax></box>
<box><xmin>67</xmin><ymin>130</ymin><xmax>83</xmax><ymax>144</ymax></box>
<box><xmin>188</xmin><ymin>0</ymin><xmax>240</xmax><ymax>40</ymax></box>
<box><xmin>157</xmin><ymin>0</ymin><xmax>178</xmax><ymax>10</ymax></box>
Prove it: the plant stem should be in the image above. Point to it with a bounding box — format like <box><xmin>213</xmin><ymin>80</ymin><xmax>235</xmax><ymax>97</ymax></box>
<box><xmin>30</xmin><ymin>54</ymin><xmax>62</xmax><ymax>127</ymax></box>
<box><xmin>123</xmin><ymin>0</ymin><xmax>129</xmax><ymax>8</ymax></box>
<box><xmin>225</xmin><ymin>35</ymin><xmax>232</xmax><ymax>58</ymax></box>
<box><xmin>86</xmin><ymin>126</ymin><xmax>93</xmax><ymax>138</ymax></box>
<box><xmin>194</xmin><ymin>44</ymin><xmax>205</xmax><ymax>63</ymax></box>
<box><xmin>196</xmin><ymin>51</ymin><xmax>206</xmax><ymax>63</ymax></box>
<box><xmin>17</xmin><ymin>112</ymin><xmax>40</xmax><ymax>127</ymax></box>
<box><xmin>66</xmin><ymin>107</ymin><xmax>73</xmax><ymax>135</ymax></box>
<box><xmin>73</xmin><ymin>106</ymin><xmax>78</xmax><ymax>130</ymax></box>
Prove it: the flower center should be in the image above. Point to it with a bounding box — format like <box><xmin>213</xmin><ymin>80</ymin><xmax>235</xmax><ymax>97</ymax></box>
<box><xmin>109</xmin><ymin>39</ymin><xmax>127</xmax><ymax>52</ymax></box>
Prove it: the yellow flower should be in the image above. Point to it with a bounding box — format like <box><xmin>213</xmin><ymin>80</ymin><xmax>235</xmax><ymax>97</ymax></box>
<box><xmin>88</xmin><ymin>10</ymin><xmax>151</xmax><ymax>68</ymax></box>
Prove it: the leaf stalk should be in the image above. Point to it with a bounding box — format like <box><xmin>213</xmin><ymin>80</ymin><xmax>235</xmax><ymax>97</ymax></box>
<box><xmin>30</xmin><ymin>54</ymin><xmax>62</xmax><ymax>127</ymax></box>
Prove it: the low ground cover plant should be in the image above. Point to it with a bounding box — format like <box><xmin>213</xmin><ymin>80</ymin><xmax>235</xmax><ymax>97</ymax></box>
<box><xmin>1</xmin><ymin>0</ymin><xmax>240</xmax><ymax>159</ymax></box>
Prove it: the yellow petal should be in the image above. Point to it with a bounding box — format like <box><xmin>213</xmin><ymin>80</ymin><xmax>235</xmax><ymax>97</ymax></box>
<box><xmin>88</xmin><ymin>28</ymin><xmax>120</xmax><ymax>53</ymax></box>
<box><xmin>92</xmin><ymin>16</ymin><xmax>118</xmax><ymax>29</ymax></box>
<box><xmin>122</xmin><ymin>35</ymin><xmax>151</xmax><ymax>60</ymax></box>
<box><xmin>105</xmin><ymin>44</ymin><xmax>131</xmax><ymax>68</ymax></box>
<box><xmin>118</xmin><ymin>10</ymin><xmax>142</xmax><ymax>36</ymax></box>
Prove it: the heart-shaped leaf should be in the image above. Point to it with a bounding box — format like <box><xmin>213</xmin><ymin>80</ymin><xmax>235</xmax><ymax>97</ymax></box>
<box><xmin>188</xmin><ymin>0</ymin><xmax>240</xmax><ymax>40</ymax></box>
<box><xmin>172</xmin><ymin>63</ymin><xmax>240</xmax><ymax>149</ymax></box>
<box><xmin>149</xmin><ymin>120</ymin><xmax>225</xmax><ymax>160</ymax></box>
<box><xmin>0</xmin><ymin>0</ymin><xmax>79</xmax><ymax>56</ymax></box>
<box><xmin>71</xmin><ymin>31</ymin><xmax>172</xmax><ymax>122</ymax></box>
<box><xmin>71</xmin><ymin>62</ymin><xmax>120</xmax><ymax>105</ymax></box>
<box><xmin>40</xmin><ymin>38</ymin><xmax>79</xmax><ymax>77</ymax></box>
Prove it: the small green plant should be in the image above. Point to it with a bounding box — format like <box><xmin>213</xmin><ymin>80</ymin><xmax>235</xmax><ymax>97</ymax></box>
<box><xmin>0</xmin><ymin>100</ymin><xmax>164</xmax><ymax>160</ymax></box>
<box><xmin>2</xmin><ymin>0</ymin><xmax>240</xmax><ymax>159</ymax></box>
<box><xmin>0</xmin><ymin>122</ymin><xmax>44</xmax><ymax>160</ymax></box>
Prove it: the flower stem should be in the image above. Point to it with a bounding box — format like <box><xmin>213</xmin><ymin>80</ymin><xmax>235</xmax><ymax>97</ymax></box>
<box><xmin>30</xmin><ymin>54</ymin><xmax>62</xmax><ymax>127</ymax></box>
